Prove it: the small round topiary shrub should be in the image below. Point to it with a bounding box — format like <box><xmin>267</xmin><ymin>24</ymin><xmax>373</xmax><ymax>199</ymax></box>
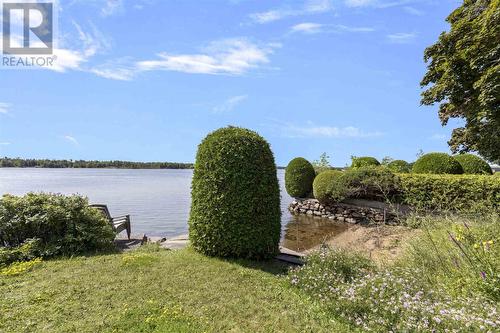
<box><xmin>285</xmin><ymin>157</ymin><xmax>316</xmax><ymax>198</ymax></box>
<box><xmin>189</xmin><ymin>126</ymin><xmax>281</xmax><ymax>259</ymax></box>
<box><xmin>313</xmin><ymin>170</ymin><xmax>347</xmax><ymax>204</ymax></box>
<box><xmin>453</xmin><ymin>154</ymin><xmax>492</xmax><ymax>175</ymax></box>
<box><xmin>412</xmin><ymin>152</ymin><xmax>464</xmax><ymax>174</ymax></box>
<box><xmin>387</xmin><ymin>160</ymin><xmax>411</xmax><ymax>173</ymax></box>
<box><xmin>351</xmin><ymin>156</ymin><xmax>380</xmax><ymax>168</ymax></box>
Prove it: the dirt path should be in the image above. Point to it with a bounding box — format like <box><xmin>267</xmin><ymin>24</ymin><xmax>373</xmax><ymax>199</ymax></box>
<box><xmin>305</xmin><ymin>224</ymin><xmax>420</xmax><ymax>265</ymax></box>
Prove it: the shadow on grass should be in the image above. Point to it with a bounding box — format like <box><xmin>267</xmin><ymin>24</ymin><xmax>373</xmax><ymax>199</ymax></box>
<box><xmin>52</xmin><ymin>242</ymin><xmax>295</xmax><ymax>276</ymax></box>
<box><xmin>222</xmin><ymin>257</ymin><xmax>296</xmax><ymax>275</ymax></box>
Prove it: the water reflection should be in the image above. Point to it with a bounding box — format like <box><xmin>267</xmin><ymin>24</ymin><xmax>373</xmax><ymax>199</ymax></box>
<box><xmin>282</xmin><ymin>215</ymin><xmax>349</xmax><ymax>252</ymax></box>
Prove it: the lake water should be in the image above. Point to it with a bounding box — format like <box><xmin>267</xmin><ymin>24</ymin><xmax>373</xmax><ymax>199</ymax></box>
<box><xmin>0</xmin><ymin>168</ymin><xmax>347</xmax><ymax>251</ymax></box>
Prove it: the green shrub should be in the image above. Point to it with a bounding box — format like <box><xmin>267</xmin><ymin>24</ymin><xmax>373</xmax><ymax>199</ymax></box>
<box><xmin>387</xmin><ymin>160</ymin><xmax>411</xmax><ymax>173</ymax></box>
<box><xmin>453</xmin><ymin>154</ymin><xmax>493</xmax><ymax>175</ymax></box>
<box><xmin>412</xmin><ymin>152</ymin><xmax>463</xmax><ymax>174</ymax></box>
<box><xmin>0</xmin><ymin>238</ymin><xmax>42</xmax><ymax>267</ymax></box>
<box><xmin>0</xmin><ymin>193</ymin><xmax>115</xmax><ymax>264</ymax></box>
<box><xmin>350</xmin><ymin>156</ymin><xmax>380</xmax><ymax>168</ymax></box>
<box><xmin>189</xmin><ymin>127</ymin><xmax>281</xmax><ymax>259</ymax></box>
<box><xmin>342</xmin><ymin>166</ymin><xmax>400</xmax><ymax>201</ymax></box>
<box><xmin>312</xmin><ymin>170</ymin><xmax>346</xmax><ymax>204</ymax></box>
<box><xmin>312</xmin><ymin>167</ymin><xmax>400</xmax><ymax>203</ymax></box>
<box><xmin>399</xmin><ymin>173</ymin><xmax>500</xmax><ymax>213</ymax></box>
<box><xmin>285</xmin><ymin>157</ymin><xmax>315</xmax><ymax>198</ymax></box>
<box><xmin>402</xmin><ymin>214</ymin><xmax>500</xmax><ymax>302</ymax></box>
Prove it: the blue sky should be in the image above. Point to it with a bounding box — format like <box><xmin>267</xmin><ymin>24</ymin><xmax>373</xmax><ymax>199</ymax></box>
<box><xmin>0</xmin><ymin>0</ymin><xmax>463</xmax><ymax>166</ymax></box>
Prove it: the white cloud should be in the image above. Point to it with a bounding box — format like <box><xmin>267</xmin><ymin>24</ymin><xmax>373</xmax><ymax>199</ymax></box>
<box><xmin>291</xmin><ymin>23</ymin><xmax>324</xmax><ymax>34</ymax></box>
<box><xmin>72</xmin><ymin>21</ymin><xmax>111</xmax><ymax>58</ymax></box>
<box><xmin>92</xmin><ymin>38</ymin><xmax>277</xmax><ymax>80</ymax></box>
<box><xmin>136</xmin><ymin>39</ymin><xmax>276</xmax><ymax>75</ymax></box>
<box><xmin>50</xmin><ymin>48</ymin><xmax>88</xmax><ymax>72</ymax></box>
<box><xmin>403</xmin><ymin>6</ymin><xmax>424</xmax><ymax>15</ymax></box>
<box><xmin>345</xmin><ymin>0</ymin><xmax>421</xmax><ymax>9</ymax></box>
<box><xmin>0</xmin><ymin>103</ymin><xmax>10</xmax><ymax>114</ymax></box>
<box><xmin>335</xmin><ymin>24</ymin><xmax>375</xmax><ymax>33</ymax></box>
<box><xmin>91</xmin><ymin>66</ymin><xmax>136</xmax><ymax>81</ymax></box>
<box><xmin>291</xmin><ymin>22</ymin><xmax>375</xmax><ymax>34</ymax></box>
<box><xmin>1</xmin><ymin>22</ymin><xmax>110</xmax><ymax>74</ymax></box>
<box><xmin>269</xmin><ymin>121</ymin><xmax>383</xmax><ymax>138</ymax></box>
<box><xmin>101</xmin><ymin>0</ymin><xmax>123</xmax><ymax>17</ymax></box>
<box><xmin>250</xmin><ymin>0</ymin><xmax>333</xmax><ymax>24</ymax></box>
<box><xmin>0</xmin><ymin>142</ymin><xmax>11</xmax><ymax>145</ymax></box>
<box><xmin>48</xmin><ymin>22</ymin><xmax>111</xmax><ymax>73</ymax></box>
<box><xmin>250</xmin><ymin>10</ymin><xmax>289</xmax><ymax>24</ymax></box>
<box><xmin>345</xmin><ymin>0</ymin><xmax>374</xmax><ymax>7</ymax></box>
<box><xmin>64</xmin><ymin>135</ymin><xmax>79</xmax><ymax>145</ymax></box>
<box><xmin>213</xmin><ymin>95</ymin><xmax>248</xmax><ymax>113</ymax></box>
<box><xmin>305</xmin><ymin>0</ymin><xmax>333</xmax><ymax>12</ymax></box>
<box><xmin>387</xmin><ymin>32</ymin><xmax>417</xmax><ymax>44</ymax></box>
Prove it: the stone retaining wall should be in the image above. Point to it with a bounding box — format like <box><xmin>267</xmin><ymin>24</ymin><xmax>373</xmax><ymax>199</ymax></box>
<box><xmin>288</xmin><ymin>199</ymin><xmax>402</xmax><ymax>225</ymax></box>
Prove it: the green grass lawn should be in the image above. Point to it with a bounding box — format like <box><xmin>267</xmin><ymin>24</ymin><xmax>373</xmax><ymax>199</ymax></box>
<box><xmin>0</xmin><ymin>245</ymin><xmax>350</xmax><ymax>333</ymax></box>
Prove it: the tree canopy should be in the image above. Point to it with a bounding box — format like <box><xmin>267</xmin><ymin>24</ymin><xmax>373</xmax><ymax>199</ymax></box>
<box><xmin>421</xmin><ymin>0</ymin><xmax>500</xmax><ymax>162</ymax></box>
<box><xmin>0</xmin><ymin>157</ymin><xmax>193</xmax><ymax>169</ymax></box>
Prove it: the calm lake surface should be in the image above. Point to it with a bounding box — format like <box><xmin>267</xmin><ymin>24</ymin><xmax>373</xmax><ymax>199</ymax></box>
<box><xmin>0</xmin><ymin>168</ymin><xmax>346</xmax><ymax>251</ymax></box>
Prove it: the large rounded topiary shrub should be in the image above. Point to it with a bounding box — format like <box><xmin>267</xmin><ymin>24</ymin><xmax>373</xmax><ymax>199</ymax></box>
<box><xmin>285</xmin><ymin>157</ymin><xmax>315</xmax><ymax>198</ymax></box>
<box><xmin>453</xmin><ymin>154</ymin><xmax>492</xmax><ymax>175</ymax></box>
<box><xmin>387</xmin><ymin>160</ymin><xmax>411</xmax><ymax>173</ymax></box>
<box><xmin>412</xmin><ymin>152</ymin><xmax>463</xmax><ymax>174</ymax></box>
<box><xmin>351</xmin><ymin>156</ymin><xmax>380</xmax><ymax>168</ymax></box>
<box><xmin>189</xmin><ymin>127</ymin><xmax>281</xmax><ymax>259</ymax></box>
<box><xmin>312</xmin><ymin>170</ymin><xmax>347</xmax><ymax>204</ymax></box>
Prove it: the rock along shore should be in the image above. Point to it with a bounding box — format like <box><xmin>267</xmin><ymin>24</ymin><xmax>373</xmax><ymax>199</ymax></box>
<box><xmin>288</xmin><ymin>198</ymin><xmax>404</xmax><ymax>225</ymax></box>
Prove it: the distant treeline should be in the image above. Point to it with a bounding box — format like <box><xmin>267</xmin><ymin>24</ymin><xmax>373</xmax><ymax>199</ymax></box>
<box><xmin>0</xmin><ymin>157</ymin><xmax>194</xmax><ymax>169</ymax></box>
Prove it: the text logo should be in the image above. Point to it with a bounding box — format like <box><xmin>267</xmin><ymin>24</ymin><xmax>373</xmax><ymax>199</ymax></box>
<box><xmin>2</xmin><ymin>2</ymin><xmax>53</xmax><ymax>54</ymax></box>
<box><xmin>1</xmin><ymin>1</ymin><xmax>57</xmax><ymax>69</ymax></box>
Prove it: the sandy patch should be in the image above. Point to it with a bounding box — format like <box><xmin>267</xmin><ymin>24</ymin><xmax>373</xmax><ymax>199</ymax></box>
<box><xmin>305</xmin><ymin>224</ymin><xmax>420</xmax><ymax>265</ymax></box>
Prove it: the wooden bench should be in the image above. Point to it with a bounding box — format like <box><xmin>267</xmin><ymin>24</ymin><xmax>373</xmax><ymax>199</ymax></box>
<box><xmin>90</xmin><ymin>204</ymin><xmax>131</xmax><ymax>240</ymax></box>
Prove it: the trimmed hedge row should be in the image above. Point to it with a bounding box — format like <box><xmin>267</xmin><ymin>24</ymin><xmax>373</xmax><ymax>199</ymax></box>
<box><xmin>0</xmin><ymin>193</ymin><xmax>115</xmax><ymax>265</ymax></box>
<box><xmin>399</xmin><ymin>174</ymin><xmax>500</xmax><ymax>213</ymax></box>
<box><xmin>313</xmin><ymin>167</ymin><xmax>400</xmax><ymax>205</ymax></box>
<box><xmin>310</xmin><ymin>166</ymin><xmax>499</xmax><ymax>213</ymax></box>
<box><xmin>342</xmin><ymin>167</ymin><xmax>400</xmax><ymax>201</ymax></box>
<box><xmin>189</xmin><ymin>127</ymin><xmax>281</xmax><ymax>260</ymax></box>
